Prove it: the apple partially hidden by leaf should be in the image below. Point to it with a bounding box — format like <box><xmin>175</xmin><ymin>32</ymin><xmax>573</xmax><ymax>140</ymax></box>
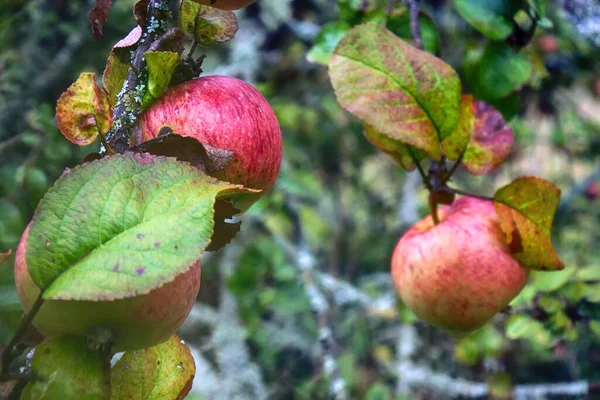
<box><xmin>136</xmin><ymin>75</ymin><xmax>282</xmax><ymax>212</ymax></box>
<box><xmin>15</xmin><ymin>224</ymin><xmax>201</xmax><ymax>352</ymax></box>
<box><xmin>391</xmin><ymin>197</ymin><xmax>529</xmax><ymax>336</ymax></box>
<box><xmin>192</xmin><ymin>0</ymin><xmax>255</xmax><ymax>10</ymax></box>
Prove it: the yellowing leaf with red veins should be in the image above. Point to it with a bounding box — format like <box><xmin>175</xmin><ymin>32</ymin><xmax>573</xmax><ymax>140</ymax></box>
<box><xmin>443</xmin><ymin>95</ymin><xmax>514</xmax><ymax>174</ymax></box>
<box><xmin>56</xmin><ymin>72</ymin><xmax>112</xmax><ymax>146</ymax></box>
<box><xmin>110</xmin><ymin>334</ymin><xmax>196</xmax><ymax>400</ymax></box>
<box><xmin>329</xmin><ymin>23</ymin><xmax>462</xmax><ymax>160</ymax></box>
<box><xmin>494</xmin><ymin>176</ymin><xmax>564</xmax><ymax>271</ymax></box>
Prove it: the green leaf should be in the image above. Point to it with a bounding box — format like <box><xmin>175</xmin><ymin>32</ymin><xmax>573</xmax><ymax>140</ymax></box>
<box><xmin>101</xmin><ymin>26</ymin><xmax>143</xmax><ymax>107</ymax></box>
<box><xmin>531</xmin><ymin>266</ymin><xmax>575</xmax><ymax>292</ymax></box>
<box><xmin>329</xmin><ymin>23</ymin><xmax>462</xmax><ymax>160</ymax></box>
<box><xmin>365</xmin><ymin>383</ymin><xmax>392</xmax><ymax>400</ymax></box>
<box><xmin>364</xmin><ymin>124</ymin><xmax>425</xmax><ymax>171</ymax></box>
<box><xmin>387</xmin><ymin>9</ymin><xmax>441</xmax><ymax>55</ymax></box>
<box><xmin>26</xmin><ymin>152</ymin><xmax>251</xmax><ymax>301</ymax></box>
<box><xmin>469</xmin><ymin>42</ymin><xmax>532</xmax><ymax>100</ymax></box>
<box><xmin>494</xmin><ymin>176</ymin><xmax>564</xmax><ymax>271</ymax></box>
<box><xmin>307</xmin><ymin>21</ymin><xmax>351</xmax><ymax>66</ymax></box>
<box><xmin>0</xmin><ymin>284</ymin><xmax>20</xmax><ymax>312</ymax></box>
<box><xmin>455</xmin><ymin>0</ymin><xmax>517</xmax><ymax>40</ymax></box>
<box><xmin>576</xmin><ymin>265</ymin><xmax>600</xmax><ymax>282</ymax></box>
<box><xmin>506</xmin><ymin>314</ymin><xmax>552</xmax><ymax>347</ymax></box>
<box><xmin>111</xmin><ymin>334</ymin><xmax>195</xmax><ymax>399</ymax></box>
<box><xmin>590</xmin><ymin>321</ymin><xmax>600</xmax><ymax>338</ymax></box>
<box><xmin>21</xmin><ymin>336</ymin><xmax>110</xmax><ymax>400</ymax></box>
<box><xmin>444</xmin><ymin>95</ymin><xmax>514</xmax><ymax>174</ymax></box>
<box><xmin>143</xmin><ymin>51</ymin><xmax>181</xmax><ymax>107</ymax></box>
<box><xmin>179</xmin><ymin>0</ymin><xmax>238</xmax><ymax>46</ymax></box>
<box><xmin>55</xmin><ymin>72</ymin><xmax>112</xmax><ymax>146</ymax></box>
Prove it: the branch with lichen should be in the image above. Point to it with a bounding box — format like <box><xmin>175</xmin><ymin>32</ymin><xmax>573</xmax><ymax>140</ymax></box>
<box><xmin>104</xmin><ymin>0</ymin><xmax>173</xmax><ymax>153</ymax></box>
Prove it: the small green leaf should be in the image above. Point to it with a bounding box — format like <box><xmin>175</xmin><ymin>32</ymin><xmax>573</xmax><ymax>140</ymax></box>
<box><xmin>590</xmin><ymin>321</ymin><xmax>600</xmax><ymax>337</ymax></box>
<box><xmin>103</xmin><ymin>53</ymin><xmax>131</xmax><ymax>108</ymax></box>
<box><xmin>143</xmin><ymin>51</ymin><xmax>181</xmax><ymax>106</ymax></box>
<box><xmin>329</xmin><ymin>23</ymin><xmax>462</xmax><ymax>160</ymax></box>
<box><xmin>506</xmin><ymin>314</ymin><xmax>531</xmax><ymax>338</ymax></box>
<box><xmin>21</xmin><ymin>336</ymin><xmax>109</xmax><ymax>400</ymax></box>
<box><xmin>111</xmin><ymin>334</ymin><xmax>195</xmax><ymax>400</ymax></box>
<box><xmin>307</xmin><ymin>21</ymin><xmax>351</xmax><ymax>66</ymax></box>
<box><xmin>455</xmin><ymin>0</ymin><xmax>516</xmax><ymax>40</ymax></box>
<box><xmin>531</xmin><ymin>266</ymin><xmax>575</xmax><ymax>292</ymax></box>
<box><xmin>469</xmin><ymin>42</ymin><xmax>532</xmax><ymax>101</ymax></box>
<box><xmin>494</xmin><ymin>176</ymin><xmax>563</xmax><ymax>271</ymax></box>
<box><xmin>179</xmin><ymin>0</ymin><xmax>238</xmax><ymax>46</ymax></box>
<box><xmin>56</xmin><ymin>72</ymin><xmax>112</xmax><ymax>146</ymax></box>
<box><xmin>26</xmin><ymin>153</ymin><xmax>252</xmax><ymax>301</ymax></box>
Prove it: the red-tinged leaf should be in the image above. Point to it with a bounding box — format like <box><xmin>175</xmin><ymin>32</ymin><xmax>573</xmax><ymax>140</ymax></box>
<box><xmin>0</xmin><ymin>249</ymin><xmax>12</xmax><ymax>265</ymax></box>
<box><xmin>56</xmin><ymin>73</ymin><xmax>112</xmax><ymax>146</ymax></box>
<box><xmin>363</xmin><ymin>124</ymin><xmax>425</xmax><ymax>171</ymax></box>
<box><xmin>134</xmin><ymin>0</ymin><xmax>150</xmax><ymax>26</ymax></box>
<box><xmin>179</xmin><ymin>1</ymin><xmax>239</xmax><ymax>46</ymax></box>
<box><xmin>443</xmin><ymin>95</ymin><xmax>514</xmax><ymax>174</ymax></box>
<box><xmin>114</xmin><ymin>25</ymin><xmax>143</xmax><ymax>49</ymax></box>
<box><xmin>329</xmin><ymin>23</ymin><xmax>462</xmax><ymax>160</ymax></box>
<box><xmin>88</xmin><ymin>0</ymin><xmax>112</xmax><ymax>40</ymax></box>
<box><xmin>494</xmin><ymin>176</ymin><xmax>564</xmax><ymax>271</ymax></box>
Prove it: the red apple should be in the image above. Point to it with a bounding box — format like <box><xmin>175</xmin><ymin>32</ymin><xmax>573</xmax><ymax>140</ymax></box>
<box><xmin>15</xmin><ymin>224</ymin><xmax>201</xmax><ymax>352</ymax></box>
<box><xmin>193</xmin><ymin>0</ymin><xmax>255</xmax><ymax>10</ymax></box>
<box><xmin>391</xmin><ymin>197</ymin><xmax>528</xmax><ymax>336</ymax></box>
<box><xmin>136</xmin><ymin>75</ymin><xmax>282</xmax><ymax>213</ymax></box>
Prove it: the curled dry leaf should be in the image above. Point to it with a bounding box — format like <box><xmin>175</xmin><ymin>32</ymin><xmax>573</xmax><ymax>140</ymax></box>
<box><xmin>56</xmin><ymin>72</ymin><xmax>112</xmax><ymax>146</ymax></box>
<box><xmin>88</xmin><ymin>0</ymin><xmax>113</xmax><ymax>39</ymax></box>
<box><xmin>179</xmin><ymin>0</ymin><xmax>239</xmax><ymax>46</ymax></box>
<box><xmin>494</xmin><ymin>176</ymin><xmax>564</xmax><ymax>271</ymax></box>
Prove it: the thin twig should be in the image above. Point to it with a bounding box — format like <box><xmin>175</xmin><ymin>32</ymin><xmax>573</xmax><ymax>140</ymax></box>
<box><xmin>1</xmin><ymin>294</ymin><xmax>44</xmax><ymax>374</ymax></box>
<box><xmin>406</xmin><ymin>0</ymin><xmax>423</xmax><ymax>50</ymax></box>
<box><xmin>448</xmin><ymin>186</ymin><xmax>495</xmax><ymax>202</ymax></box>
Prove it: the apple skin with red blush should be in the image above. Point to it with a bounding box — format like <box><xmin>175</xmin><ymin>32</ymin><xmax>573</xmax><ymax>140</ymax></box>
<box><xmin>136</xmin><ymin>75</ymin><xmax>282</xmax><ymax>213</ymax></box>
<box><xmin>391</xmin><ymin>196</ymin><xmax>529</xmax><ymax>336</ymax></box>
<box><xmin>14</xmin><ymin>224</ymin><xmax>201</xmax><ymax>352</ymax></box>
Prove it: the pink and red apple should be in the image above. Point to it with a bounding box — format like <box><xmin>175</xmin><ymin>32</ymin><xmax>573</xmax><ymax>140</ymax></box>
<box><xmin>136</xmin><ymin>75</ymin><xmax>282</xmax><ymax>212</ymax></box>
<box><xmin>391</xmin><ymin>196</ymin><xmax>528</xmax><ymax>336</ymax></box>
<box><xmin>15</xmin><ymin>224</ymin><xmax>201</xmax><ymax>352</ymax></box>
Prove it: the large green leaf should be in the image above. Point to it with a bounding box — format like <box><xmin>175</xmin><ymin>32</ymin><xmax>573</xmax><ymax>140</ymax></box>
<box><xmin>111</xmin><ymin>334</ymin><xmax>195</xmax><ymax>399</ymax></box>
<box><xmin>26</xmin><ymin>153</ymin><xmax>251</xmax><ymax>301</ymax></box>
<box><xmin>329</xmin><ymin>23</ymin><xmax>462</xmax><ymax>160</ymax></box>
<box><xmin>494</xmin><ymin>176</ymin><xmax>564</xmax><ymax>271</ymax></box>
<box><xmin>21</xmin><ymin>336</ymin><xmax>109</xmax><ymax>400</ymax></box>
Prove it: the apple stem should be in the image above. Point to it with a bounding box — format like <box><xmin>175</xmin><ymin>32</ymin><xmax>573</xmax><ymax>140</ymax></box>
<box><xmin>0</xmin><ymin>293</ymin><xmax>44</xmax><ymax>374</ymax></box>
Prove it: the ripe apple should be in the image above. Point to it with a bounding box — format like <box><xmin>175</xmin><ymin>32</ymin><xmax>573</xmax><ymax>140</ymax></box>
<box><xmin>391</xmin><ymin>196</ymin><xmax>528</xmax><ymax>336</ymax></box>
<box><xmin>15</xmin><ymin>224</ymin><xmax>201</xmax><ymax>352</ymax></box>
<box><xmin>136</xmin><ymin>76</ymin><xmax>282</xmax><ymax>213</ymax></box>
<box><xmin>194</xmin><ymin>0</ymin><xmax>255</xmax><ymax>10</ymax></box>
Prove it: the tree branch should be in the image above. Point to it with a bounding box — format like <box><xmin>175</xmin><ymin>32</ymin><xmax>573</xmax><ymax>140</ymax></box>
<box><xmin>104</xmin><ymin>0</ymin><xmax>173</xmax><ymax>152</ymax></box>
<box><xmin>406</xmin><ymin>0</ymin><xmax>423</xmax><ymax>50</ymax></box>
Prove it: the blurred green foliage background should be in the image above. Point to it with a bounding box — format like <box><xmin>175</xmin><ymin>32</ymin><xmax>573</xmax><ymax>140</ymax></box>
<box><xmin>1</xmin><ymin>0</ymin><xmax>599</xmax><ymax>399</ymax></box>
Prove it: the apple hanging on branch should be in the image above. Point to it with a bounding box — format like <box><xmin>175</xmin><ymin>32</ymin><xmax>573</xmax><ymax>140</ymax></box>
<box><xmin>134</xmin><ymin>75</ymin><xmax>283</xmax><ymax>213</ymax></box>
<box><xmin>327</xmin><ymin>22</ymin><xmax>564</xmax><ymax>336</ymax></box>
